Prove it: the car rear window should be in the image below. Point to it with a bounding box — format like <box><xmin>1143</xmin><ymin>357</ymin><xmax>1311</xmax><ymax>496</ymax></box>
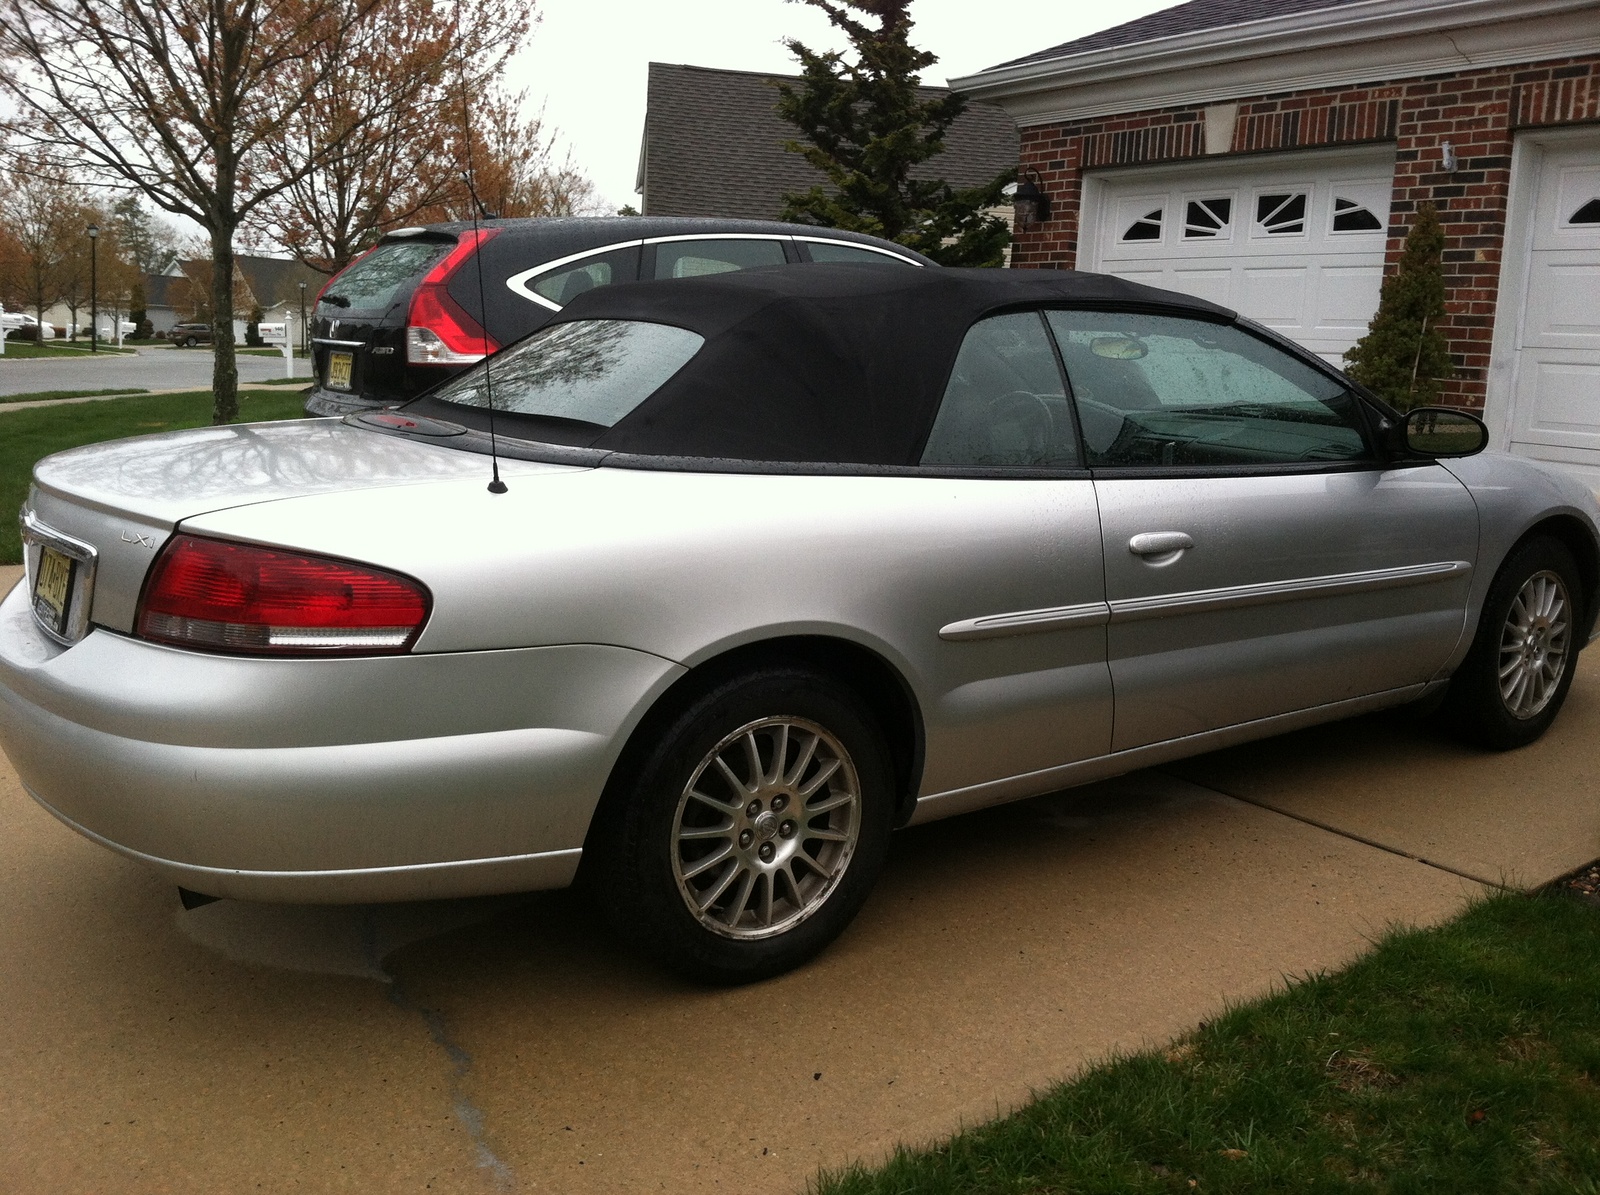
<box><xmin>321</xmin><ymin>240</ymin><xmax>451</xmax><ymax>311</ymax></box>
<box><xmin>431</xmin><ymin>319</ymin><xmax>704</xmax><ymax>428</ymax></box>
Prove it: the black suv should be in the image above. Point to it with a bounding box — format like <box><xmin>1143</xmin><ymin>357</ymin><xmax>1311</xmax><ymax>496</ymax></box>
<box><xmin>304</xmin><ymin>217</ymin><xmax>933</xmax><ymax>416</ymax></box>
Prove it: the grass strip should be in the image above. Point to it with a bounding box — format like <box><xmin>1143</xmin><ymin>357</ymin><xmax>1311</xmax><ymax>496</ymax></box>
<box><xmin>1</xmin><ymin>388</ymin><xmax>307</xmax><ymax>564</ymax></box>
<box><xmin>0</xmin><ymin>387</ymin><xmax>148</xmax><ymax>404</ymax></box>
<box><xmin>0</xmin><ymin>342</ymin><xmax>137</xmax><ymax>358</ymax></box>
<box><xmin>814</xmin><ymin>891</ymin><xmax>1600</xmax><ymax>1194</ymax></box>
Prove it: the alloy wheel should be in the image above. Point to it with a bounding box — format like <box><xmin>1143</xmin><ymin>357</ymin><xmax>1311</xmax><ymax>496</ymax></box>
<box><xmin>672</xmin><ymin>716</ymin><xmax>861</xmax><ymax>940</ymax></box>
<box><xmin>1497</xmin><ymin>569</ymin><xmax>1570</xmax><ymax>719</ymax></box>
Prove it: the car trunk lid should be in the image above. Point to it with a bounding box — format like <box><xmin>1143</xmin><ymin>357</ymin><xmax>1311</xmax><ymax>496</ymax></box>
<box><xmin>21</xmin><ymin>418</ymin><xmax>571</xmax><ymax>636</ymax></box>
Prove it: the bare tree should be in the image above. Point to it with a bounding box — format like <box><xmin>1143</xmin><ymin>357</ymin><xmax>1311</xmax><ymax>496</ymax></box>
<box><xmin>254</xmin><ymin>0</ymin><xmax>532</xmax><ymax>275</ymax></box>
<box><xmin>0</xmin><ymin>0</ymin><xmax>381</xmax><ymax>421</ymax></box>
<box><xmin>0</xmin><ymin>158</ymin><xmax>75</xmax><ymax>330</ymax></box>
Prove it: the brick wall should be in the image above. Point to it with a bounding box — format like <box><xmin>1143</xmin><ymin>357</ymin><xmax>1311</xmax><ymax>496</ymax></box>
<box><xmin>1012</xmin><ymin>55</ymin><xmax>1600</xmax><ymax>411</ymax></box>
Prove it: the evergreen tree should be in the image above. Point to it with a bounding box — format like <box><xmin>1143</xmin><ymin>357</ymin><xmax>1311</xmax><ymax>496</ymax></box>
<box><xmin>1344</xmin><ymin>203</ymin><xmax>1454</xmax><ymax>410</ymax></box>
<box><xmin>775</xmin><ymin>0</ymin><xmax>1012</xmax><ymax>267</ymax></box>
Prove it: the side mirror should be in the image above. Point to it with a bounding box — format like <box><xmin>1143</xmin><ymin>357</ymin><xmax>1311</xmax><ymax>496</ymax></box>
<box><xmin>1404</xmin><ymin>407</ymin><xmax>1488</xmax><ymax>458</ymax></box>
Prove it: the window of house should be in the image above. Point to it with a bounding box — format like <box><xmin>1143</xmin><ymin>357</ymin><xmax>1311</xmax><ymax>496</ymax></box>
<box><xmin>1121</xmin><ymin>208</ymin><xmax>1164</xmax><ymax>242</ymax></box>
<box><xmin>1256</xmin><ymin>192</ymin><xmax>1308</xmax><ymax>235</ymax></box>
<box><xmin>1569</xmin><ymin>198</ymin><xmax>1600</xmax><ymax>225</ymax></box>
<box><xmin>1331</xmin><ymin>197</ymin><xmax>1384</xmax><ymax>232</ymax></box>
<box><xmin>1183</xmin><ymin>197</ymin><xmax>1232</xmax><ymax>238</ymax></box>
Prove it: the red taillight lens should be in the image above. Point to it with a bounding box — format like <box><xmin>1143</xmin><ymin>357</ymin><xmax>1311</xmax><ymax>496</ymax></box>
<box><xmin>136</xmin><ymin>535</ymin><xmax>430</xmax><ymax>656</ymax></box>
<box><xmin>406</xmin><ymin>228</ymin><xmax>501</xmax><ymax>365</ymax></box>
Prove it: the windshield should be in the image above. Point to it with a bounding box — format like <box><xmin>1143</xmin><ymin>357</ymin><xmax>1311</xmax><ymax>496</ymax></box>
<box><xmin>321</xmin><ymin>240</ymin><xmax>450</xmax><ymax>311</ymax></box>
<box><xmin>430</xmin><ymin>319</ymin><xmax>705</xmax><ymax>428</ymax></box>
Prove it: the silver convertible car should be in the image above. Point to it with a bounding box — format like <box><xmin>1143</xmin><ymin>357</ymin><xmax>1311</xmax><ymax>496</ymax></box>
<box><xmin>3</xmin><ymin>265</ymin><xmax>1597</xmax><ymax>982</ymax></box>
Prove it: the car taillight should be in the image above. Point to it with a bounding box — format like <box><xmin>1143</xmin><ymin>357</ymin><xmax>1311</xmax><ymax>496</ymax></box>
<box><xmin>136</xmin><ymin>535</ymin><xmax>430</xmax><ymax>656</ymax></box>
<box><xmin>406</xmin><ymin>228</ymin><xmax>500</xmax><ymax>365</ymax></box>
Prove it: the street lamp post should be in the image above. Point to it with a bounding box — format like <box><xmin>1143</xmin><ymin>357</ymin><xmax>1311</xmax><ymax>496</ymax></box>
<box><xmin>298</xmin><ymin>280</ymin><xmax>307</xmax><ymax>358</ymax></box>
<box><xmin>86</xmin><ymin>223</ymin><xmax>99</xmax><ymax>353</ymax></box>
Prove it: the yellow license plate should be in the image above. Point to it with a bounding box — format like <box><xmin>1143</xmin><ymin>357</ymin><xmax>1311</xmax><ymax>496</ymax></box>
<box><xmin>33</xmin><ymin>545</ymin><xmax>74</xmax><ymax>636</ymax></box>
<box><xmin>327</xmin><ymin>351</ymin><xmax>354</xmax><ymax>391</ymax></box>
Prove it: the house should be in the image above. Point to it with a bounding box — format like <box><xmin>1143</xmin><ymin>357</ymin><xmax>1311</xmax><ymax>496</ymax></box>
<box><xmin>165</xmin><ymin>255</ymin><xmax>325</xmax><ymax>342</ymax></box>
<box><xmin>953</xmin><ymin>0</ymin><xmax>1600</xmax><ymax>483</ymax></box>
<box><xmin>636</xmin><ymin>62</ymin><xmax>1019</xmax><ymax>220</ymax></box>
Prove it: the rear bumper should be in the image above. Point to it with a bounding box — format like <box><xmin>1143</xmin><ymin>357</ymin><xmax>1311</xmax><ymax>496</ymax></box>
<box><xmin>0</xmin><ymin>581</ymin><xmax>683</xmax><ymax>902</ymax></box>
<box><xmin>304</xmin><ymin>386</ymin><xmax>389</xmax><ymax>418</ymax></box>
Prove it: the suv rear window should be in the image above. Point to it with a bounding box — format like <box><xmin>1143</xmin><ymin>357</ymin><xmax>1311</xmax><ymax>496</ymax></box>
<box><xmin>431</xmin><ymin>319</ymin><xmax>704</xmax><ymax>428</ymax></box>
<box><xmin>322</xmin><ymin>241</ymin><xmax>451</xmax><ymax>311</ymax></box>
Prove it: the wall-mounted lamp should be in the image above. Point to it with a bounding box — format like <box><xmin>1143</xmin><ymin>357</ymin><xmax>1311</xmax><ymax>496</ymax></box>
<box><xmin>1004</xmin><ymin>168</ymin><xmax>1052</xmax><ymax>230</ymax></box>
<box><xmin>1440</xmin><ymin>142</ymin><xmax>1458</xmax><ymax>173</ymax></box>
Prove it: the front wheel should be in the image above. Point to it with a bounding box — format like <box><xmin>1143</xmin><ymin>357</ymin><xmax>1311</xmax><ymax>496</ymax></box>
<box><xmin>183</xmin><ymin>336</ymin><xmax>197</xmax><ymax>347</ymax></box>
<box><xmin>1442</xmin><ymin>536</ymin><xmax>1584</xmax><ymax>750</ymax></box>
<box><xmin>591</xmin><ymin>668</ymin><xmax>894</xmax><ymax>983</ymax></box>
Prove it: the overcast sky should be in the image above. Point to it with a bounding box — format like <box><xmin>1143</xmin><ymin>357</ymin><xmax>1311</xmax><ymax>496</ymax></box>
<box><xmin>505</xmin><ymin>0</ymin><xmax>1180</xmax><ymax>212</ymax></box>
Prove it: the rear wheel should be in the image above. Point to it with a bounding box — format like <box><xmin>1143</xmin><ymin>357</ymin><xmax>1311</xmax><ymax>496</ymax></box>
<box><xmin>592</xmin><ymin>668</ymin><xmax>893</xmax><ymax>983</ymax></box>
<box><xmin>1442</xmin><ymin>536</ymin><xmax>1583</xmax><ymax>750</ymax></box>
<box><xmin>183</xmin><ymin>335</ymin><xmax>197</xmax><ymax>347</ymax></box>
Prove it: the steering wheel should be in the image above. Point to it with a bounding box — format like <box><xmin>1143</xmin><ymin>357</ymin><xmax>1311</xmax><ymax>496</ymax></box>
<box><xmin>1073</xmin><ymin>396</ymin><xmax>1128</xmax><ymax>457</ymax></box>
<box><xmin>982</xmin><ymin>390</ymin><xmax>1056</xmax><ymax>463</ymax></box>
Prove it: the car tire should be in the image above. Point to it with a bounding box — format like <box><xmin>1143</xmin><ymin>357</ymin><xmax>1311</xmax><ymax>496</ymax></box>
<box><xmin>1441</xmin><ymin>536</ymin><xmax>1584</xmax><ymax>750</ymax></box>
<box><xmin>591</xmin><ymin>667</ymin><xmax>894</xmax><ymax>984</ymax></box>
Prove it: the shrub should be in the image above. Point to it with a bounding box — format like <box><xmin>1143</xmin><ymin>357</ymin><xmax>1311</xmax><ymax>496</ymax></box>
<box><xmin>1344</xmin><ymin>203</ymin><xmax>1454</xmax><ymax>411</ymax></box>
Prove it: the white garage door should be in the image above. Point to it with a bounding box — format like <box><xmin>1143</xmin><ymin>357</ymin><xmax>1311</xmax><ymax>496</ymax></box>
<box><xmin>1504</xmin><ymin>138</ymin><xmax>1600</xmax><ymax>482</ymax></box>
<box><xmin>1082</xmin><ymin>149</ymin><xmax>1395</xmax><ymax>364</ymax></box>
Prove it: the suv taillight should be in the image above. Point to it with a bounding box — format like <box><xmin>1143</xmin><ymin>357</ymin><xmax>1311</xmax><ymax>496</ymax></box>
<box><xmin>406</xmin><ymin>228</ymin><xmax>501</xmax><ymax>365</ymax></box>
<box><xmin>136</xmin><ymin>535</ymin><xmax>430</xmax><ymax>656</ymax></box>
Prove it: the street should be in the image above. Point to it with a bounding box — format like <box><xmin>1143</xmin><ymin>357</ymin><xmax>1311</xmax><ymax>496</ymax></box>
<box><xmin>0</xmin><ymin>345</ymin><xmax>312</xmax><ymax>396</ymax></box>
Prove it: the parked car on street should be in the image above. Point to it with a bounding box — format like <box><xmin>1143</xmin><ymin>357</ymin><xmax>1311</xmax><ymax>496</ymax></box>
<box><xmin>4</xmin><ymin>265</ymin><xmax>1597</xmax><ymax>982</ymax></box>
<box><xmin>166</xmin><ymin>323</ymin><xmax>213</xmax><ymax>347</ymax></box>
<box><xmin>302</xmin><ymin>216</ymin><xmax>933</xmax><ymax>417</ymax></box>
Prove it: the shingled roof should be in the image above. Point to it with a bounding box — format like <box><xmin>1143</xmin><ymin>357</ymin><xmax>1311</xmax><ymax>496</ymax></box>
<box><xmin>639</xmin><ymin>63</ymin><xmax>1018</xmax><ymax>220</ymax></box>
<box><xmin>991</xmin><ymin>0</ymin><xmax>1370</xmax><ymax>71</ymax></box>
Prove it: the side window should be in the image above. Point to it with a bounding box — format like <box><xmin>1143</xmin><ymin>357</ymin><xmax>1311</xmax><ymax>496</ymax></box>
<box><xmin>652</xmin><ymin>238</ymin><xmax>787</xmax><ymax>279</ymax></box>
<box><xmin>514</xmin><ymin>246</ymin><xmax>640</xmax><ymax>308</ymax></box>
<box><xmin>1045</xmin><ymin>311</ymin><xmax>1369</xmax><ymax>468</ymax></box>
<box><xmin>804</xmin><ymin>240</ymin><xmax>916</xmax><ymax>266</ymax></box>
<box><xmin>921</xmin><ymin>312</ymin><xmax>1080</xmax><ymax>469</ymax></box>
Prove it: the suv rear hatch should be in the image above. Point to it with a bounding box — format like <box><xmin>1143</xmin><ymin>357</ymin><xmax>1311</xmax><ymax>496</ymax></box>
<box><xmin>307</xmin><ymin>230</ymin><xmax>492</xmax><ymax>416</ymax></box>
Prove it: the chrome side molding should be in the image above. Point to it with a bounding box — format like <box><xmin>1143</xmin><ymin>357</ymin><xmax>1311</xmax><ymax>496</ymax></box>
<box><xmin>940</xmin><ymin>560</ymin><xmax>1471</xmax><ymax>642</ymax></box>
<box><xmin>939</xmin><ymin>601</ymin><xmax>1111</xmax><ymax>641</ymax></box>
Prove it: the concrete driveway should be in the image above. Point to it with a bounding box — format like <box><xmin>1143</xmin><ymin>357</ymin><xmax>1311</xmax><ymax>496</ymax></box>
<box><xmin>2</xmin><ymin>560</ymin><xmax>1596</xmax><ymax>1193</ymax></box>
<box><xmin>0</xmin><ymin>345</ymin><xmax>311</xmax><ymax>395</ymax></box>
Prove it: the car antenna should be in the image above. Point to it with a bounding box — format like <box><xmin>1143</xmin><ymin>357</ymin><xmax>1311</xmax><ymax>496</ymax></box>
<box><xmin>454</xmin><ymin>18</ymin><xmax>506</xmax><ymax>495</ymax></box>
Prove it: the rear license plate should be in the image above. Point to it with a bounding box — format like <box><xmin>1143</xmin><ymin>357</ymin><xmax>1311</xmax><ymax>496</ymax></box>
<box><xmin>33</xmin><ymin>545</ymin><xmax>75</xmax><ymax>637</ymax></box>
<box><xmin>327</xmin><ymin>351</ymin><xmax>354</xmax><ymax>391</ymax></box>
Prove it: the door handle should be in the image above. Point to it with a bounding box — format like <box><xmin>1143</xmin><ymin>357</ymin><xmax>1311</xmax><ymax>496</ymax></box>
<box><xmin>1128</xmin><ymin>531</ymin><xmax>1194</xmax><ymax>559</ymax></box>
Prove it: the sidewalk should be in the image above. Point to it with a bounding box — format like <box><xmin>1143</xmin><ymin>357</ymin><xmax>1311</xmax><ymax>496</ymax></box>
<box><xmin>1</xmin><ymin>556</ymin><xmax>1594</xmax><ymax>1192</ymax></box>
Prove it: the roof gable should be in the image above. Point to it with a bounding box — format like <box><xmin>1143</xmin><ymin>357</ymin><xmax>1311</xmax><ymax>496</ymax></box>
<box><xmin>639</xmin><ymin>62</ymin><xmax>1018</xmax><ymax>220</ymax></box>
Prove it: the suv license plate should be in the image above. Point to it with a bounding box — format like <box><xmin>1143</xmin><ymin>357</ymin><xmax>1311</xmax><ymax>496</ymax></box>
<box><xmin>33</xmin><ymin>545</ymin><xmax>75</xmax><ymax>637</ymax></box>
<box><xmin>328</xmin><ymin>351</ymin><xmax>354</xmax><ymax>391</ymax></box>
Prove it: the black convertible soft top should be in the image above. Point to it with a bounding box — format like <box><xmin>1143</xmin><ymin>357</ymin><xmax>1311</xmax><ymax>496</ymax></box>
<box><xmin>416</xmin><ymin>263</ymin><xmax>1238</xmax><ymax>467</ymax></box>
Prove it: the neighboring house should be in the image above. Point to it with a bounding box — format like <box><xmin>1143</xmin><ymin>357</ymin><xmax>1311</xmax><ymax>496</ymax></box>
<box><xmin>637</xmin><ymin>62</ymin><xmax>1019</xmax><ymax>220</ymax></box>
<box><xmin>171</xmin><ymin>254</ymin><xmax>325</xmax><ymax>342</ymax></box>
<box><xmin>954</xmin><ymin>0</ymin><xmax>1600</xmax><ymax>483</ymax></box>
<box><xmin>142</xmin><ymin>272</ymin><xmax>184</xmax><ymax>335</ymax></box>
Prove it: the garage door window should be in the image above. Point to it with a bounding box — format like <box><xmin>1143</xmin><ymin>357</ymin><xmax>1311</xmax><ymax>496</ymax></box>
<box><xmin>1122</xmin><ymin>208</ymin><xmax>1164</xmax><ymax>242</ymax></box>
<box><xmin>1184</xmin><ymin>198</ymin><xmax>1232</xmax><ymax>239</ymax></box>
<box><xmin>1046</xmin><ymin>311</ymin><xmax>1368</xmax><ymax>468</ymax></box>
<box><xmin>1568</xmin><ymin>198</ymin><xmax>1600</xmax><ymax>225</ymax></box>
<box><xmin>1256</xmin><ymin>193</ymin><xmax>1307</xmax><ymax>236</ymax></box>
<box><xmin>1331</xmin><ymin>197</ymin><xmax>1384</xmax><ymax>233</ymax></box>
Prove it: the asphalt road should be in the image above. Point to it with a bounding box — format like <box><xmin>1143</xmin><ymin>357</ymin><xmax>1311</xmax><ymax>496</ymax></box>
<box><xmin>2</xmin><ymin>555</ymin><xmax>1597</xmax><ymax>1193</ymax></box>
<box><xmin>0</xmin><ymin>345</ymin><xmax>311</xmax><ymax>395</ymax></box>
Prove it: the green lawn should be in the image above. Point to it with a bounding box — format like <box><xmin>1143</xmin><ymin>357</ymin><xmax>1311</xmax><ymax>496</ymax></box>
<box><xmin>1</xmin><ymin>389</ymin><xmax>307</xmax><ymax>564</ymax></box>
<box><xmin>0</xmin><ymin>387</ymin><xmax>147</xmax><ymax>405</ymax></box>
<box><xmin>0</xmin><ymin>341</ymin><xmax>137</xmax><ymax>358</ymax></box>
<box><xmin>815</xmin><ymin>891</ymin><xmax>1600</xmax><ymax>1194</ymax></box>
